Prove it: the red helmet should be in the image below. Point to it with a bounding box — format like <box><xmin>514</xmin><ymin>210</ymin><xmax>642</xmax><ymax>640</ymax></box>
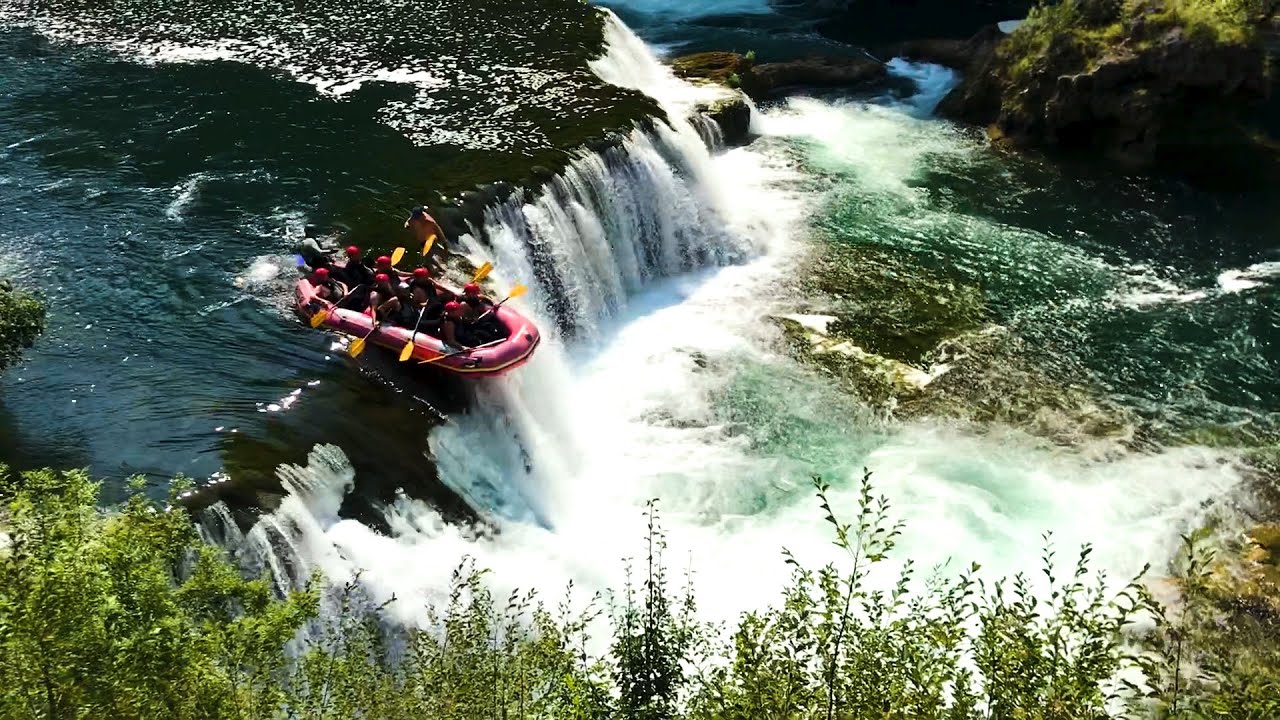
<box><xmin>413</xmin><ymin>267</ymin><xmax>430</xmax><ymax>279</ymax></box>
<box><xmin>375</xmin><ymin>273</ymin><xmax>390</xmax><ymax>284</ymax></box>
<box><xmin>345</xmin><ymin>245</ymin><xmax>360</xmax><ymax>258</ymax></box>
<box><xmin>463</xmin><ymin>282</ymin><xmax>480</xmax><ymax>296</ymax></box>
<box><xmin>376</xmin><ymin>255</ymin><xmax>392</xmax><ymax>267</ymax></box>
<box><xmin>313</xmin><ymin>267</ymin><xmax>330</xmax><ymax>280</ymax></box>
<box><xmin>444</xmin><ymin>301</ymin><xmax>464</xmax><ymax>318</ymax></box>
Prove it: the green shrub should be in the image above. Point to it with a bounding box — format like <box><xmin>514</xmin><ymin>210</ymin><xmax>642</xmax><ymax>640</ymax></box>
<box><xmin>1</xmin><ymin>464</ymin><xmax>1276</xmax><ymax>719</ymax></box>
<box><xmin>999</xmin><ymin>0</ymin><xmax>1263</xmax><ymax>93</ymax></box>
<box><xmin>0</xmin><ymin>280</ymin><xmax>45</xmax><ymax>372</ymax></box>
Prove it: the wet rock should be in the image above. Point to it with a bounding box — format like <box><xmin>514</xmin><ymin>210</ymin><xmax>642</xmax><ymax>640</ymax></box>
<box><xmin>670</xmin><ymin>51</ymin><xmax>756</xmax><ymax>89</ymax></box>
<box><xmin>882</xmin><ymin>23</ymin><xmax>1005</xmax><ymax>70</ymax></box>
<box><xmin>751</xmin><ymin>55</ymin><xmax>889</xmax><ymax>97</ymax></box>
<box><xmin>693</xmin><ymin>93</ymin><xmax>753</xmax><ymax>146</ymax></box>
<box><xmin>773</xmin><ymin>314</ymin><xmax>942</xmax><ymax>409</ymax></box>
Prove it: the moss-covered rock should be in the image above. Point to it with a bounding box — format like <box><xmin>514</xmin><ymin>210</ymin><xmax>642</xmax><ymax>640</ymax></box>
<box><xmin>939</xmin><ymin>0</ymin><xmax>1278</xmax><ymax>180</ymax></box>
<box><xmin>773</xmin><ymin>314</ymin><xmax>942</xmax><ymax>409</ymax></box>
<box><xmin>785</xmin><ymin>242</ymin><xmax>1136</xmax><ymax>445</ymax></box>
<box><xmin>812</xmin><ymin>244</ymin><xmax>987</xmax><ymax>366</ymax></box>
<box><xmin>899</xmin><ymin>326</ymin><xmax>1137</xmax><ymax>446</ymax></box>
<box><xmin>669</xmin><ymin>51</ymin><xmax>895</xmax><ymax>101</ymax></box>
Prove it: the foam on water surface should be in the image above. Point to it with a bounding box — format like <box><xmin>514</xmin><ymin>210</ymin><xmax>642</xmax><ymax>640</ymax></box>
<box><xmin>207</xmin><ymin>17</ymin><xmax>1250</xmax><ymax>636</ymax></box>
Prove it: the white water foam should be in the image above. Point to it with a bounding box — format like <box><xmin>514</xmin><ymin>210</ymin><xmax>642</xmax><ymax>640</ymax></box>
<box><xmin>210</xmin><ymin>16</ymin><xmax>1246</xmax><ymax>634</ymax></box>
<box><xmin>1219</xmin><ymin>260</ymin><xmax>1280</xmax><ymax>293</ymax></box>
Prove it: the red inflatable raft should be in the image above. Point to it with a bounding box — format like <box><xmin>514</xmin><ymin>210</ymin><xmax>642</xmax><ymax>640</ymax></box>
<box><xmin>295</xmin><ymin>272</ymin><xmax>540</xmax><ymax>377</ymax></box>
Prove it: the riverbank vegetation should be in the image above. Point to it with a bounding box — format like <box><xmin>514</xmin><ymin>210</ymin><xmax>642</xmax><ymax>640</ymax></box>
<box><xmin>2</xmin><ymin>464</ymin><xmax>1276</xmax><ymax>719</ymax></box>
<box><xmin>1001</xmin><ymin>0</ymin><xmax>1268</xmax><ymax>86</ymax></box>
<box><xmin>0</xmin><ymin>280</ymin><xmax>44</xmax><ymax>372</ymax></box>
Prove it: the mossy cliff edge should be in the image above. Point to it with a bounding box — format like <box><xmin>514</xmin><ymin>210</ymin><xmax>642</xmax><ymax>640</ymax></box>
<box><xmin>937</xmin><ymin>0</ymin><xmax>1277</xmax><ymax>181</ymax></box>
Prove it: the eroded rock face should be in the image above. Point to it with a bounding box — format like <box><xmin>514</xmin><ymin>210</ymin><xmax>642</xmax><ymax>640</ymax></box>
<box><xmin>937</xmin><ymin>10</ymin><xmax>1274</xmax><ymax>176</ymax></box>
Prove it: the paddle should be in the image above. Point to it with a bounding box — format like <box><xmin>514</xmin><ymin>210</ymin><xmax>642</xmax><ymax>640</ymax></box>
<box><xmin>418</xmin><ymin>337</ymin><xmax>506</xmax><ymax>366</ymax></box>
<box><xmin>421</xmin><ymin>233</ymin><xmax>436</xmax><ymax>257</ymax></box>
<box><xmin>349</xmin><ymin>320</ymin><xmax>380</xmax><ymax>358</ymax></box>
<box><xmin>309</xmin><ymin>283</ymin><xmax>366</xmax><ymax>328</ymax></box>
<box><xmin>398</xmin><ymin>305</ymin><xmax>430</xmax><ymax>362</ymax></box>
<box><xmin>471</xmin><ymin>261</ymin><xmax>493</xmax><ymax>284</ymax></box>
<box><xmin>475</xmin><ymin>283</ymin><xmax>528</xmax><ymax>322</ymax></box>
<box><xmin>390</xmin><ymin>246</ymin><xmax>406</xmax><ymax>267</ymax></box>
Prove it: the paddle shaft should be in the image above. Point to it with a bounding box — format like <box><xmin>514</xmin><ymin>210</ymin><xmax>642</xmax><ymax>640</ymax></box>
<box><xmin>419</xmin><ymin>337</ymin><xmax>505</xmax><ymax>365</ymax></box>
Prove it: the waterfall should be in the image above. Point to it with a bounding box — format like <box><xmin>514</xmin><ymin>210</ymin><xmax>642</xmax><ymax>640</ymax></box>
<box><xmin>198</xmin><ymin>10</ymin><xmax>805</xmax><ymax>614</ymax></box>
<box><xmin>196</xmin><ymin>14</ymin><xmax>1244</xmax><ymax>636</ymax></box>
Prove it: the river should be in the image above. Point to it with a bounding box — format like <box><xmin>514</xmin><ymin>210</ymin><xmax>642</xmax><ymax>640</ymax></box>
<box><xmin>2</xmin><ymin>0</ymin><xmax>1277</xmax><ymax>626</ymax></box>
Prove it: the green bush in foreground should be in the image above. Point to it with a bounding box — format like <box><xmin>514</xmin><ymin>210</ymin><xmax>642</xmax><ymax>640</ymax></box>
<box><xmin>1</xmin><ymin>464</ymin><xmax>1276</xmax><ymax>719</ymax></box>
<box><xmin>0</xmin><ymin>280</ymin><xmax>45</xmax><ymax>371</ymax></box>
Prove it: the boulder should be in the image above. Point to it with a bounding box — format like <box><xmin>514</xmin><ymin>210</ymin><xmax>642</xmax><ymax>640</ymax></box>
<box><xmin>693</xmin><ymin>94</ymin><xmax>752</xmax><ymax>146</ymax></box>
<box><xmin>670</xmin><ymin>51</ymin><xmax>756</xmax><ymax>89</ymax></box>
<box><xmin>750</xmin><ymin>55</ymin><xmax>888</xmax><ymax>98</ymax></box>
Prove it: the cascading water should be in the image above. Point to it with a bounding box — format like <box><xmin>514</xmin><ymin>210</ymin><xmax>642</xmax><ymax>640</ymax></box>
<box><xmin>207</xmin><ymin>12</ymin><xmax>1248</xmax><ymax>633</ymax></box>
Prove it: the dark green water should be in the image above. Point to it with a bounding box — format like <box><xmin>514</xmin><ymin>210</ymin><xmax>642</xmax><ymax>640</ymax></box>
<box><xmin>0</xmin><ymin>0</ymin><xmax>662</xmax><ymax>518</ymax></box>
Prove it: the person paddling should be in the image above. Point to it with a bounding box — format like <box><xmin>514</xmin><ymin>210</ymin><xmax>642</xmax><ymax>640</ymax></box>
<box><xmin>309</xmin><ymin>267</ymin><xmax>343</xmax><ymax>301</ymax></box>
<box><xmin>339</xmin><ymin>245</ymin><xmax>376</xmax><ymax>287</ymax></box>
<box><xmin>367</xmin><ymin>272</ymin><xmax>404</xmax><ymax>322</ymax></box>
<box><xmin>440</xmin><ymin>300</ymin><xmax>475</xmax><ymax>349</ymax></box>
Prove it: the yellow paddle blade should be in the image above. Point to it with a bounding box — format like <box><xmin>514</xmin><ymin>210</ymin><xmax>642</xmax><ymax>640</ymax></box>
<box><xmin>310</xmin><ymin>309</ymin><xmax>330</xmax><ymax>328</ymax></box>
<box><xmin>472</xmin><ymin>261</ymin><xmax>493</xmax><ymax>283</ymax></box>
<box><xmin>391</xmin><ymin>246</ymin><xmax>406</xmax><ymax>266</ymax></box>
<box><xmin>507</xmin><ymin>284</ymin><xmax>528</xmax><ymax>299</ymax></box>
<box><xmin>421</xmin><ymin>234</ymin><xmax>436</xmax><ymax>256</ymax></box>
<box><xmin>398</xmin><ymin>340</ymin><xmax>415</xmax><ymax>362</ymax></box>
<box><xmin>349</xmin><ymin>336</ymin><xmax>367</xmax><ymax>357</ymax></box>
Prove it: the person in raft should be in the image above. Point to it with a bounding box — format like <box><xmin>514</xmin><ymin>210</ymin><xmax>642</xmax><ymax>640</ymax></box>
<box><xmin>307</xmin><ymin>267</ymin><xmax>344</xmax><ymax>303</ymax></box>
<box><xmin>410</xmin><ymin>266</ymin><xmax>455</xmax><ymax>303</ymax></box>
<box><xmin>440</xmin><ymin>300</ymin><xmax>480</xmax><ymax>349</ymax></box>
<box><xmin>366</xmin><ymin>273</ymin><xmax>405</xmax><ymax>323</ymax></box>
<box><xmin>398</xmin><ymin>282</ymin><xmax>445</xmax><ymax>332</ymax></box>
<box><xmin>336</xmin><ymin>246</ymin><xmax>375</xmax><ymax>286</ymax></box>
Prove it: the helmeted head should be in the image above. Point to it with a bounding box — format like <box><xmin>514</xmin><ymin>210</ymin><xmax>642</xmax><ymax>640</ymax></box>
<box><xmin>413</xmin><ymin>267</ymin><xmax>430</xmax><ymax>281</ymax></box>
<box><xmin>375</xmin><ymin>272</ymin><xmax>391</xmax><ymax>286</ymax></box>
<box><xmin>463</xmin><ymin>282</ymin><xmax>480</xmax><ymax>297</ymax></box>
<box><xmin>444</xmin><ymin>301</ymin><xmax>465</xmax><ymax>319</ymax></box>
<box><xmin>312</xmin><ymin>267</ymin><xmax>330</xmax><ymax>283</ymax></box>
<box><xmin>345</xmin><ymin>245</ymin><xmax>360</xmax><ymax>259</ymax></box>
<box><xmin>375</xmin><ymin>255</ymin><xmax>392</xmax><ymax>269</ymax></box>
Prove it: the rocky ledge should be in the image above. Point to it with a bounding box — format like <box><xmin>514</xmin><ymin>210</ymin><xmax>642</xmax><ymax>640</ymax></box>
<box><xmin>670</xmin><ymin>50</ymin><xmax>891</xmax><ymax>101</ymax></box>
<box><xmin>927</xmin><ymin>0</ymin><xmax>1278</xmax><ymax>181</ymax></box>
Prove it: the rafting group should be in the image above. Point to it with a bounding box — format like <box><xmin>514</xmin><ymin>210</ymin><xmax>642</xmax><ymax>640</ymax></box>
<box><xmin>293</xmin><ymin>207</ymin><xmax>540</xmax><ymax>377</ymax></box>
